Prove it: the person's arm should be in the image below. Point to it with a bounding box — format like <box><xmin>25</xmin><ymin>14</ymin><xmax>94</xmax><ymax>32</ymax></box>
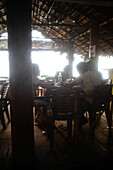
<box><xmin>38</xmin><ymin>80</ymin><xmax>53</xmax><ymax>88</ymax></box>
<box><xmin>64</xmin><ymin>76</ymin><xmax>83</xmax><ymax>87</ymax></box>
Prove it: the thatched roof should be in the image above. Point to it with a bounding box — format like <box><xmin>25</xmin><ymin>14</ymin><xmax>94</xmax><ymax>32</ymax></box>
<box><xmin>0</xmin><ymin>0</ymin><xmax>113</xmax><ymax>58</ymax></box>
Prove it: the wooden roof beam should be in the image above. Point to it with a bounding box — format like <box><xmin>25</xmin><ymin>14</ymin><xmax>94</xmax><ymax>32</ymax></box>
<box><xmin>32</xmin><ymin>16</ymin><xmax>68</xmax><ymax>39</ymax></box>
<box><xmin>32</xmin><ymin>4</ymin><xmax>72</xmax><ymax>38</ymax></box>
<box><xmin>32</xmin><ymin>22</ymin><xmax>85</xmax><ymax>27</ymax></box>
<box><xmin>53</xmin><ymin>0</ymin><xmax>113</xmax><ymax>7</ymax></box>
<box><xmin>34</xmin><ymin>3</ymin><xmax>84</xmax><ymax>40</ymax></box>
<box><xmin>32</xmin><ymin>5</ymin><xmax>89</xmax><ymax>56</ymax></box>
<box><xmin>70</xmin><ymin>3</ymin><xmax>113</xmax><ymax>36</ymax></box>
<box><xmin>44</xmin><ymin>1</ymin><xmax>55</xmax><ymax>19</ymax></box>
<box><xmin>32</xmin><ymin>18</ymin><xmax>88</xmax><ymax>56</ymax></box>
<box><xmin>73</xmin><ymin>26</ymin><xmax>113</xmax><ymax>50</ymax></box>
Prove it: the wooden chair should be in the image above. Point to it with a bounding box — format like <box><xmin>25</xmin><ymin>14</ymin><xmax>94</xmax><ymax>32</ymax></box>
<box><xmin>47</xmin><ymin>87</ymin><xmax>82</xmax><ymax>149</ymax></box>
<box><xmin>82</xmin><ymin>80</ymin><xmax>113</xmax><ymax>140</ymax></box>
<box><xmin>0</xmin><ymin>81</ymin><xmax>10</xmax><ymax>129</ymax></box>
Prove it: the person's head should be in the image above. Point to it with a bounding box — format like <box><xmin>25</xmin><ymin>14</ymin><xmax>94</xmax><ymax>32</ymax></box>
<box><xmin>63</xmin><ymin>65</ymin><xmax>70</xmax><ymax>80</ymax></box>
<box><xmin>87</xmin><ymin>60</ymin><xmax>96</xmax><ymax>71</ymax></box>
<box><xmin>32</xmin><ymin>63</ymin><xmax>40</xmax><ymax>76</ymax></box>
<box><xmin>64</xmin><ymin>65</ymin><xmax>70</xmax><ymax>74</ymax></box>
<box><xmin>76</xmin><ymin>62</ymin><xmax>87</xmax><ymax>75</ymax></box>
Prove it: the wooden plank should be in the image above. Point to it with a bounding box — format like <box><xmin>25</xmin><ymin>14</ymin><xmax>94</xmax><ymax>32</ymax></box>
<box><xmin>52</xmin><ymin>0</ymin><xmax>113</xmax><ymax>7</ymax></box>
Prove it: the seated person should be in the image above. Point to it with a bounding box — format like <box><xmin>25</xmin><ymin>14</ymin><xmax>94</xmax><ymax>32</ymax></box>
<box><xmin>65</xmin><ymin>61</ymin><xmax>103</xmax><ymax>126</ymax></box>
<box><xmin>62</xmin><ymin>65</ymin><xmax>70</xmax><ymax>82</ymax></box>
<box><xmin>54</xmin><ymin>65</ymin><xmax>70</xmax><ymax>84</ymax></box>
<box><xmin>32</xmin><ymin>63</ymin><xmax>54</xmax><ymax>94</ymax></box>
<box><xmin>32</xmin><ymin>63</ymin><xmax>53</xmax><ymax>128</ymax></box>
<box><xmin>69</xmin><ymin>61</ymin><xmax>103</xmax><ymax>93</ymax></box>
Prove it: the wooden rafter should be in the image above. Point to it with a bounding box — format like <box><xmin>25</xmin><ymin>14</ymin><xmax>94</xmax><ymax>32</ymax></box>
<box><xmin>0</xmin><ymin>0</ymin><xmax>113</xmax><ymax>56</ymax></box>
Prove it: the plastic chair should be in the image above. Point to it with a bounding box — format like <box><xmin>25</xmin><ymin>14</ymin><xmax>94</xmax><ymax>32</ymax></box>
<box><xmin>0</xmin><ymin>81</ymin><xmax>10</xmax><ymax>129</ymax></box>
<box><xmin>48</xmin><ymin>87</ymin><xmax>82</xmax><ymax>149</ymax></box>
<box><xmin>83</xmin><ymin>80</ymin><xmax>113</xmax><ymax>140</ymax></box>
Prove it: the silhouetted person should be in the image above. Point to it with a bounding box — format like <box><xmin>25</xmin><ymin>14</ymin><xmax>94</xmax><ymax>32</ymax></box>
<box><xmin>65</xmin><ymin>61</ymin><xmax>103</xmax><ymax>126</ymax></box>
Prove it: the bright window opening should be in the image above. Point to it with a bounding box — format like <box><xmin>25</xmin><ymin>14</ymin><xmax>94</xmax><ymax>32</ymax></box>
<box><xmin>0</xmin><ymin>51</ymin><xmax>9</xmax><ymax>77</ymax></box>
<box><xmin>0</xmin><ymin>31</ymin><xmax>113</xmax><ymax>79</ymax></box>
<box><xmin>98</xmin><ymin>56</ymin><xmax>113</xmax><ymax>79</ymax></box>
<box><xmin>31</xmin><ymin>51</ymin><xmax>68</xmax><ymax>76</ymax></box>
<box><xmin>0</xmin><ymin>32</ymin><xmax>8</xmax><ymax>40</ymax></box>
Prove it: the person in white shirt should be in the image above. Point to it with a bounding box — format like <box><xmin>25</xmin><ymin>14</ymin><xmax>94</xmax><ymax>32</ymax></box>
<box><xmin>66</xmin><ymin>61</ymin><xmax>103</xmax><ymax>126</ymax></box>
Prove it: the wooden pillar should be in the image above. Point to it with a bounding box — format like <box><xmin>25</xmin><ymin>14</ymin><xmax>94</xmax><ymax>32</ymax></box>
<box><xmin>89</xmin><ymin>24</ymin><xmax>99</xmax><ymax>70</ymax></box>
<box><xmin>7</xmin><ymin>0</ymin><xmax>34</xmax><ymax>167</ymax></box>
<box><xmin>68</xmin><ymin>42</ymin><xmax>74</xmax><ymax>77</ymax></box>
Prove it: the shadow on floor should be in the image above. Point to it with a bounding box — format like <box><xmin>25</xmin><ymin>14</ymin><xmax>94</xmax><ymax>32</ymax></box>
<box><xmin>0</xmin><ymin>118</ymin><xmax>113</xmax><ymax>170</ymax></box>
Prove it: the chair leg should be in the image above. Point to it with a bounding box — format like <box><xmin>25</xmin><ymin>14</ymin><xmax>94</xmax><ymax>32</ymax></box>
<box><xmin>0</xmin><ymin>105</ymin><xmax>6</xmax><ymax>129</ymax></box>
<box><xmin>46</xmin><ymin>109</ymin><xmax>54</xmax><ymax>149</ymax></box>
<box><xmin>49</xmin><ymin>120</ymin><xmax>55</xmax><ymax>150</ymax></box>
<box><xmin>43</xmin><ymin>106</ymin><xmax>47</xmax><ymax>130</ymax></box>
<box><xmin>89</xmin><ymin>110</ymin><xmax>96</xmax><ymax>139</ymax></box>
<box><xmin>89</xmin><ymin>109</ymin><xmax>96</xmax><ymax>126</ymax></box>
<box><xmin>4</xmin><ymin>102</ymin><xmax>10</xmax><ymax>122</ymax></box>
<box><xmin>105</xmin><ymin>107</ymin><xmax>112</xmax><ymax>142</ymax></box>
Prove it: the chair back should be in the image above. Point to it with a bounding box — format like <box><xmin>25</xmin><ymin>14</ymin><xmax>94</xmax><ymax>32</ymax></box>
<box><xmin>103</xmin><ymin>78</ymin><xmax>112</xmax><ymax>85</ymax></box>
<box><xmin>52</xmin><ymin>87</ymin><xmax>82</xmax><ymax>120</ymax></box>
<box><xmin>92</xmin><ymin>80</ymin><xmax>112</xmax><ymax>111</ymax></box>
<box><xmin>1</xmin><ymin>81</ymin><xmax>9</xmax><ymax>99</ymax></box>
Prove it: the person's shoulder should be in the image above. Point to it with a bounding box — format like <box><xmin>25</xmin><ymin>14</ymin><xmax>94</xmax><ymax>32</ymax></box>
<box><xmin>81</xmin><ymin>71</ymin><xmax>96</xmax><ymax>79</ymax></box>
<box><xmin>85</xmin><ymin>70</ymin><xmax>99</xmax><ymax>75</ymax></box>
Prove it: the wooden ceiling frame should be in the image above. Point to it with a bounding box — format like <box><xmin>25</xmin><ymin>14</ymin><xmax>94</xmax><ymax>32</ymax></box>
<box><xmin>0</xmin><ymin>0</ymin><xmax>113</xmax><ymax>57</ymax></box>
<box><xmin>32</xmin><ymin>1</ymin><xmax>90</xmax><ymax>55</ymax></box>
<box><xmin>52</xmin><ymin>0</ymin><xmax>113</xmax><ymax>7</ymax></box>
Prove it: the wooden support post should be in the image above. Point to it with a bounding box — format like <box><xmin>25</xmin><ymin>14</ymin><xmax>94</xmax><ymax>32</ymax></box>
<box><xmin>68</xmin><ymin>42</ymin><xmax>74</xmax><ymax>77</ymax></box>
<box><xmin>89</xmin><ymin>24</ymin><xmax>99</xmax><ymax>70</ymax></box>
<box><xmin>7</xmin><ymin>0</ymin><xmax>34</xmax><ymax>167</ymax></box>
